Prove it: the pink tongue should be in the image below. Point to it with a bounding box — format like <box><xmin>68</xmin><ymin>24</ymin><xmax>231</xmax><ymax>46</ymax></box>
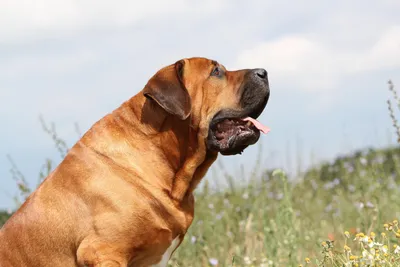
<box><xmin>243</xmin><ymin>117</ymin><xmax>270</xmax><ymax>134</ymax></box>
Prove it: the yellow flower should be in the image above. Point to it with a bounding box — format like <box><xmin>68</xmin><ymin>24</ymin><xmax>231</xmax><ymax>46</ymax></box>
<box><xmin>384</xmin><ymin>223</ymin><xmax>389</xmax><ymax>230</ymax></box>
<box><xmin>349</xmin><ymin>255</ymin><xmax>358</xmax><ymax>260</ymax></box>
<box><xmin>321</xmin><ymin>241</ymin><xmax>327</xmax><ymax>247</ymax></box>
<box><xmin>344</xmin><ymin>245</ymin><xmax>351</xmax><ymax>252</ymax></box>
<box><xmin>344</xmin><ymin>231</ymin><xmax>350</xmax><ymax>238</ymax></box>
<box><xmin>381</xmin><ymin>232</ymin><xmax>386</xmax><ymax>238</ymax></box>
<box><xmin>370</xmin><ymin>232</ymin><xmax>376</xmax><ymax>239</ymax></box>
<box><xmin>355</xmin><ymin>232</ymin><xmax>368</xmax><ymax>243</ymax></box>
<box><xmin>394</xmin><ymin>219</ymin><xmax>398</xmax><ymax>226</ymax></box>
<box><xmin>396</xmin><ymin>233</ymin><xmax>400</xmax><ymax>238</ymax></box>
<box><xmin>298</xmin><ymin>265</ymin><xmax>303</xmax><ymax>267</ymax></box>
<box><xmin>305</xmin><ymin>257</ymin><xmax>310</xmax><ymax>263</ymax></box>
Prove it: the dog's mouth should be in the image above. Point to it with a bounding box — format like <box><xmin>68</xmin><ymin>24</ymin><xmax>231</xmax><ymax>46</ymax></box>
<box><xmin>206</xmin><ymin>69</ymin><xmax>270</xmax><ymax>155</ymax></box>
<box><xmin>207</xmin><ymin>115</ymin><xmax>270</xmax><ymax>155</ymax></box>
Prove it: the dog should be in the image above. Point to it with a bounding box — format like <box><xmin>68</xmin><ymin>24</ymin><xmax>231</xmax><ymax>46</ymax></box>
<box><xmin>0</xmin><ymin>57</ymin><xmax>270</xmax><ymax>266</ymax></box>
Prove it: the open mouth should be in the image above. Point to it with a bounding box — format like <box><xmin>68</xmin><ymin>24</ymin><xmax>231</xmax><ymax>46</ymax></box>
<box><xmin>206</xmin><ymin>71</ymin><xmax>270</xmax><ymax>155</ymax></box>
<box><xmin>207</xmin><ymin>116</ymin><xmax>270</xmax><ymax>155</ymax></box>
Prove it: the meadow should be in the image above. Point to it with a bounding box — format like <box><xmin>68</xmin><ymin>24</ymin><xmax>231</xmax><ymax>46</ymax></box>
<box><xmin>1</xmin><ymin>81</ymin><xmax>400</xmax><ymax>266</ymax></box>
<box><xmin>170</xmin><ymin>146</ymin><xmax>400</xmax><ymax>266</ymax></box>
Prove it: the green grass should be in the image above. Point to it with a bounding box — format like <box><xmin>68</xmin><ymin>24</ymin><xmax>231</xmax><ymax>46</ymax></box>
<box><xmin>168</xmin><ymin>147</ymin><xmax>400</xmax><ymax>266</ymax></box>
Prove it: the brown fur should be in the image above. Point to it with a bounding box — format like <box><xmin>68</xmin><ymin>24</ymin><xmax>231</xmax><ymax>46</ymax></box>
<box><xmin>0</xmin><ymin>58</ymin><xmax>250</xmax><ymax>267</ymax></box>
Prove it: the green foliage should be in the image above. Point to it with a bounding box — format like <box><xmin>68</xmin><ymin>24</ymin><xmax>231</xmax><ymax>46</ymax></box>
<box><xmin>168</xmin><ymin>147</ymin><xmax>400</xmax><ymax>266</ymax></box>
<box><xmin>0</xmin><ymin>211</ymin><xmax>11</xmax><ymax>227</ymax></box>
<box><xmin>387</xmin><ymin>80</ymin><xmax>400</xmax><ymax>143</ymax></box>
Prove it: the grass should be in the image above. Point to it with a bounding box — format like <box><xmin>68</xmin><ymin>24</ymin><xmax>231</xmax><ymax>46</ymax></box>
<box><xmin>167</xmin><ymin>147</ymin><xmax>400</xmax><ymax>266</ymax></box>
<box><xmin>2</xmin><ymin>81</ymin><xmax>400</xmax><ymax>266</ymax></box>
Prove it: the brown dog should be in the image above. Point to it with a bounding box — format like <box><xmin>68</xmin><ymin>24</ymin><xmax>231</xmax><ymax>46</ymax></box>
<box><xmin>0</xmin><ymin>57</ymin><xmax>270</xmax><ymax>267</ymax></box>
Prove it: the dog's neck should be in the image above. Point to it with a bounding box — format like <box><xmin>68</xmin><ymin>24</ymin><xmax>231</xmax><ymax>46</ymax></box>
<box><xmin>114</xmin><ymin>93</ymin><xmax>217</xmax><ymax>202</ymax></box>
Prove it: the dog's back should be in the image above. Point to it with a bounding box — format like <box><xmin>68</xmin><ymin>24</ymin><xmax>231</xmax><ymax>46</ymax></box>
<box><xmin>0</xmin><ymin>185</ymin><xmax>81</xmax><ymax>267</ymax></box>
<box><xmin>0</xmin><ymin>229</ymin><xmax>13</xmax><ymax>267</ymax></box>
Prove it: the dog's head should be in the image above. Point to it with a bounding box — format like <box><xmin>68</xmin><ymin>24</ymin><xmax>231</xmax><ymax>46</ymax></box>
<box><xmin>143</xmin><ymin>57</ymin><xmax>270</xmax><ymax>155</ymax></box>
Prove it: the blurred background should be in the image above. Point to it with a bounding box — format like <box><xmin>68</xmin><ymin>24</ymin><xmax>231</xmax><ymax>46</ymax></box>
<box><xmin>1</xmin><ymin>1</ymin><xmax>400</xmax><ymax>265</ymax></box>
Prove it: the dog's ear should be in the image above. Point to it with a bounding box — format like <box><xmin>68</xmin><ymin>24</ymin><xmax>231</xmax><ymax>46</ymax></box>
<box><xmin>143</xmin><ymin>60</ymin><xmax>191</xmax><ymax>120</ymax></box>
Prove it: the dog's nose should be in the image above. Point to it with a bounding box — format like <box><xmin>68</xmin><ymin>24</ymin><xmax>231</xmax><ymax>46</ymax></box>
<box><xmin>254</xmin><ymin>68</ymin><xmax>268</xmax><ymax>79</ymax></box>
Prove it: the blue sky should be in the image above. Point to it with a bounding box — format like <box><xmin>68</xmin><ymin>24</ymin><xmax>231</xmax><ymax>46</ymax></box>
<box><xmin>1</xmin><ymin>0</ymin><xmax>400</xmax><ymax>210</ymax></box>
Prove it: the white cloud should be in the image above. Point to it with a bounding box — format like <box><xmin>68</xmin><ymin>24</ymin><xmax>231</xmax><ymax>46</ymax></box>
<box><xmin>361</xmin><ymin>26</ymin><xmax>400</xmax><ymax>72</ymax></box>
<box><xmin>234</xmin><ymin>25</ymin><xmax>400</xmax><ymax>92</ymax></box>
<box><xmin>1</xmin><ymin>49</ymin><xmax>97</xmax><ymax>78</ymax></box>
<box><xmin>235</xmin><ymin>35</ymin><xmax>335</xmax><ymax>91</ymax></box>
<box><xmin>0</xmin><ymin>0</ymin><xmax>226</xmax><ymax>44</ymax></box>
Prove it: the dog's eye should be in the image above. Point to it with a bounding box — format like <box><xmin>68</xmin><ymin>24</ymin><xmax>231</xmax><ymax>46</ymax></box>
<box><xmin>211</xmin><ymin>66</ymin><xmax>222</xmax><ymax>77</ymax></box>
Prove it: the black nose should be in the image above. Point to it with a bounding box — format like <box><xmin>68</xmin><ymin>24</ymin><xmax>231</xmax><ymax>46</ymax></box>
<box><xmin>254</xmin><ymin>68</ymin><xmax>267</xmax><ymax>79</ymax></box>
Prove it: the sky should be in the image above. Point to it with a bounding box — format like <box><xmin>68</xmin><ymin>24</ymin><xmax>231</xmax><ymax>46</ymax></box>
<box><xmin>1</xmin><ymin>0</ymin><xmax>400</xmax><ymax>210</ymax></box>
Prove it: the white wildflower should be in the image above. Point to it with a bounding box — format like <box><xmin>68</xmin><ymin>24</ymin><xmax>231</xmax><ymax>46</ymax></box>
<box><xmin>209</xmin><ymin>258</ymin><xmax>218</xmax><ymax>266</ymax></box>
<box><xmin>360</xmin><ymin>157</ymin><xmax>367</xmax><ymax>165</ymax></box>
<box><xmin>366</xmin><ymin>201</ymin><xmax>374</xmax><ymax>208</ymax></box>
